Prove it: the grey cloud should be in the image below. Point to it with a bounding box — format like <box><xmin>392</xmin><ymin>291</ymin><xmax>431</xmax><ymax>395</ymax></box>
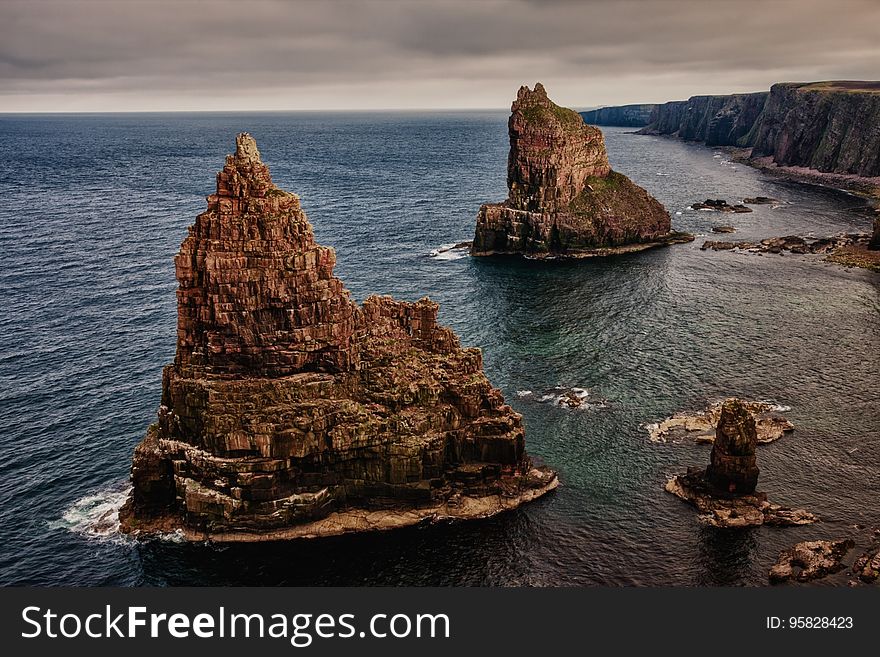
<box><xmin>0</xmin><ymin>0</ymin><xmax>878</xmax><ymax>110</ymax></box>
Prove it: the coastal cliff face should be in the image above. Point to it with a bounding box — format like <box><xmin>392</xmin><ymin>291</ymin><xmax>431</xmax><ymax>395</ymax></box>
<box><xmin>579</xmin><ymin>104</ymin><xmax>656</xmax><ymax>127</ymax></box>
<box><xmin>630</xmin><ymin>81</ymin><xmax>880</xmax><ymax>178</ymax></box>
<box><xmin>639</xmin><ymin>93</ymin><xmax>768</xmax><ymax>147</ymax></box>
<box><xmin>746</xmin><ymin>82</ymin><xmax>880</xmax><ymax>177</ymax></box>
<box><xmin>120</xmin><ymin>133</ymin><xmax>557</xmax><ymax>540</ymax></box>
<box><xmin>472</xmin><ymin>84</ymin><xmax>680</xmax><ymax>258</ymax></box>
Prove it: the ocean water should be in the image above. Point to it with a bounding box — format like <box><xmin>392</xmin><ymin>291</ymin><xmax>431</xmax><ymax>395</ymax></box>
<box><xmin>0</xmin><ymin>112</ymin><xmax>877</xmax><ymax>586</ymax></box>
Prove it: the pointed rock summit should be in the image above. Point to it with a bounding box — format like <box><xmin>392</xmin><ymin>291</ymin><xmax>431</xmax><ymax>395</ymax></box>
<box><xmin>120</xmin><ymin>134</ymin><xmax>556</xmax><ymax>541</ymax></box>
<box><xmin>472</xmin><ymin>84</ymin><xmax>692</xmax><ymax>258</ymax></box>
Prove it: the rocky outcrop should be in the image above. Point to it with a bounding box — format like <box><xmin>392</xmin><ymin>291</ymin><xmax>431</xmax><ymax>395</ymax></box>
<box><xmin>119</xmin><ymin>133</ymin><xmax>557</xmax><ymax>541</ymax></box>
<box><xmin>621</xmin><ymin>81</ymin><xmax>880</xmax><ymax>182</ymax></box>
<box><xmin>647</xmin><ymin>398</ymin><xmax>794</xmax><ymax>444</ymax></box>
<box><xmin>665</xmin><ymin>399</ymin><xmax>816</xmax><ymax>528</ymax></box>
<box><xmin>871</xmin><ymin>217</ymin><xmax>880</xmax><ymax>250</ymax></box>
<box><xmin>691</xmin><ymin>199</ymin><xmax>752</xmax><ymax>213</ymax></box>
<box><xmin>706</xmin><ymin>400</ymin><xmax>759</xmax><ymax>494</ymax></box>
<box><xmin>770</xmin><ymin>539</ymin><xmax>854</xmax><ymax>583</ymax></box>
<box><xmin>472</xmin><ymin>84</ymin><xmax>691</xmax><ymax>258</ymax></box>
<box><xmin>580</xmin><ymin>104</ymin><xmax>657</xmax><ymax>127</ymax></box>
<box><xmin>852</xmin><ymin>531</ymin><xmax>880</xmax><ymax>583</ymax></box>
<box><xmin>639</xmin><ymin>93</ymin><xmax>768</xmax><ymax>147</ymax></box>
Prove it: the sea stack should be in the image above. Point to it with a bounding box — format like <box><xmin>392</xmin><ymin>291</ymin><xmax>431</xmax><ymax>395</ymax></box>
<box><xmin>471</xmin><ymin>83</ymin><xmax>692</xmax><ymax>258</ymax></box>
<box><xmin>119</xmin><ymin>133</ymin><xmax>557</xmax><ymax>541</ymax></box>
<box><xmin>665</xmin><ymin>399</ymin><xmax>815</xmax><ymax>528</ymax></box>
<box><xmin>705</xmin><ymin>400</ymin><xmax>760</xmax><ymax>494</ymax></box>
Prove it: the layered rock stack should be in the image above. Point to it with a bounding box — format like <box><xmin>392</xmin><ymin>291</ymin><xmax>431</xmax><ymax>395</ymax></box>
<box><xmin>665</xmin><ymin>399</ymin><xmax>815</xmax><ymax>528</ymax></box>
<box><xmin>705</xmin><ymin>400</ymin><xmax>760</xmax><ymax>494</ymax></box>
<box><xmin>471</xmin><ymin>83</ymin><xmax>691</xmax><ymax>258</ymax></box>
<box><xmin>119</xmin><ymin>133</ymin><xmax>557</xmax><ymax>541</ymax></box>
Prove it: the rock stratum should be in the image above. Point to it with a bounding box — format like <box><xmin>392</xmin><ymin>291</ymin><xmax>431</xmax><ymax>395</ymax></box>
<box><xmin>119</xmin><ymin>133</ymin><xmax>557</xmax><ymax>541</ymax></box>
<box><xmin>586</xmin><ymin>81</ymin><xmax>880</xmax><ymax>187</ymax></box>
<box><xmin>472</xmin><ymin>84</ymin><xmax>692</xmax><ymax>259</ymax></box>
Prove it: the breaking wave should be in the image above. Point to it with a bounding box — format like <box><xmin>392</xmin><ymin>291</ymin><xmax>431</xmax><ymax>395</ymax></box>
<box><xmin>50</xmin><ymin>483</ymin><xmax>131</xmax><ymax>543</ymax></box>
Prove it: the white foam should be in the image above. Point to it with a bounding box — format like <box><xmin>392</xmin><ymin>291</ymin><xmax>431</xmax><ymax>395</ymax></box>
<box><xmin>51</xmin><ymin>484</ymin><xmax>132</xmax><ymax>544</ymax></box>
<box><xmin>428</xmin><ymin>243</ymin><xmax>469</xmax><ymax>261</ymax></box>
<box><xmin>516</xmin><ymin>390</ymin><xmax>533</xmax><ymax>397</ymax></box>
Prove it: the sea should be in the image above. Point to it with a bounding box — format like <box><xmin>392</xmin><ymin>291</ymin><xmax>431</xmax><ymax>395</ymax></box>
<box><xmin>0</xmin><ymin>112</ymin><xmax>877</xmax><ymax>586</ymax></box>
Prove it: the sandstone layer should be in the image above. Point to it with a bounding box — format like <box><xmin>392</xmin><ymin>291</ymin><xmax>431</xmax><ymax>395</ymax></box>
<box><xmin>665</xmin><ymin>399</ymin><xmax>816</xmax><ymax>528</ymax></box>
<box><xmin>119</xmin><ymin>133</ymin><xmax>557</xmax><ymax>541</ymax></box>
<box><xmin>471</xmin><ymin>84</ymin><xmax>692</xmax><ymax>259</ymax></box>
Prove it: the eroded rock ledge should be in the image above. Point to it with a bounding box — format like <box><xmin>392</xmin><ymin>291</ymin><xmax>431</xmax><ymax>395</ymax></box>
<box><xmin>472</xmin><ymin>83</ymin><xmax>692</xmax><ymax>259</ymax></box>
<box><xmin>119</xmin><ymin>133</ymin><xmax>557</xmax><ymax>542</ymax></box>
<box><xmin>648</xmin><ymin>398</ymin><xmax>793</xmax><ymax>444</ymax></box>
<box><xmin>665</xmin><ymin>399</ymin><xmax>815</xmax><ymax>528</ymax></box>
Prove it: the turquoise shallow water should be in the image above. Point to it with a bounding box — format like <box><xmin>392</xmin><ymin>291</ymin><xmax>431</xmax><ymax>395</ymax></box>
<box><xmin>0</xmin><ymin>113</ymin><xmax>877</xmax><ymax>585</ymax></box>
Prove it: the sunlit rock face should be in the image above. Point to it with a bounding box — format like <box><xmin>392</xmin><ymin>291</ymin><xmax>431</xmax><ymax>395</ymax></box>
<box><xmin>120</xmin><ymin>133</ymin><xmax>557</xmax><ymax>541</ymax></box>
<box><xmin>472</xmin><ymin>83</ymin><xmax>682</xmax><ymax>258</ymax></box>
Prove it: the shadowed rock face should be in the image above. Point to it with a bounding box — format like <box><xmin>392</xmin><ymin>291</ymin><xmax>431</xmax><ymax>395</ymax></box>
<box><xmin>120</xmin><ymin>133</ymin><xmax>556</xmax><ymax>540</ymax></box>
<box><xmin>472</xmin><ymin>84</ymin><xmax>681</xmax><ymax>258</ymax></box>
<box><xmin>580</xmin><ymin>104</ymin><xmax>657</xmax><ymax>128</ymax></box>
<box><xmin>706</xmin><ymin>399</ymin><xmax>760</xmax><ymax>494</ymax></box>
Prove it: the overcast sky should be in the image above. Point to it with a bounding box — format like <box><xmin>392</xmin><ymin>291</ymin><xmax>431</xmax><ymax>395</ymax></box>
<box><xmin>2</xmin><ymin>0</ymin><xmax>879</xmax><ymax>112</ymax></box>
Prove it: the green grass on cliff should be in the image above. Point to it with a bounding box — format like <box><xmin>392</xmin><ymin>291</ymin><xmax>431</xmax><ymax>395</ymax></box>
<box><xmin>521</xmin><ymin>102</ymin><xmax>585</xmax><ymax>132</ymax></box>
<box><xmin>793</xmin><ymin>81</ymin><xmax>880</xmax><ymax>94</ymax></box>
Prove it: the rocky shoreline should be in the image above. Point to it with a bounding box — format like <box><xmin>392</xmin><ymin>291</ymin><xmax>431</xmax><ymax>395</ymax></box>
<box><xmin>125</xmin><ymin>467</ymin><xmax>558</xmax><ymax>543</ymax></box>
<box><xmin>648</xmin><ymin>398</ymin><xmax>794</xmax><ymax>444</ymax></box>
<box><xmin>701</xmin><ymin>232</ymin><xmax>880</xmax><ymax>272</ymax></box>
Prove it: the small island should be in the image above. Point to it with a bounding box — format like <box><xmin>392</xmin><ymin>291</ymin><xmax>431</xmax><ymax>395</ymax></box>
<box><xmin>119</xmin><ymin>133</ymin><xmax>557</xmax><ymax>542</ymax></box>
<box><xmin>471</xmin><ymin>83</ymin><xmax>693</xmax><ymax>259</ymax></box>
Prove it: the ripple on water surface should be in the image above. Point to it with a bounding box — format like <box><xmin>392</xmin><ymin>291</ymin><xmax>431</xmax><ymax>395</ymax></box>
<box><xmin>0</xmin><ymin>116</ymin><xmax>877</xmax><ymax>585</ymax></box>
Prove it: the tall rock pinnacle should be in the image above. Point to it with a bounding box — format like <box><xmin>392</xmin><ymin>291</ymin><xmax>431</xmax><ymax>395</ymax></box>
<box><xmin>472</xmin><ymin>83</ymin><xmax>691</xmax><ymax>258</ymax></box>
<box><xmin>120</xmin><ymin>134</ymin><xmax>557</xmax><ymax>541</ymax></box>
<box><xmin>706</xmin><ymin>399</ymin><xmax>760</xmax><ymax>494</ymax></box>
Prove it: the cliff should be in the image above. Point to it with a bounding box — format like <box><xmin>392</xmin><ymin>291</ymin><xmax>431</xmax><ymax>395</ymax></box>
<box><xmin>119</xmin><ymin>133</ymin><xmax>557</xmax><ymax>541</ymax></box>
<box><xmin>472</xmin><ymin>84</ymin><xmax>690</xmax><ymax>258</ymax></box>
<box><xmin>638</xmin><ymin>93</ymin><xmax>768</xmax><ymax>146</ymax></box>
<box><xmin>746</xmin><ymin>82</ymin><xmax>880</xmax><ymax>177</ymax></box>
<box><xmin>580</xmin><ymin>104</ymin><xmax>656</xmax><ymax>127</ymax></box>
<box><xmin>631</xmin><ymin>81</ymin><xmax>880</xmax><ymax>179</ymax></box>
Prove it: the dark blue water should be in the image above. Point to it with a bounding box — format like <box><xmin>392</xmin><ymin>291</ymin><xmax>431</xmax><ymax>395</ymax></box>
<box><xmin>0</xmin><ymin>113</ymin><xmax>877</xmax><ymax>586</ymax></box>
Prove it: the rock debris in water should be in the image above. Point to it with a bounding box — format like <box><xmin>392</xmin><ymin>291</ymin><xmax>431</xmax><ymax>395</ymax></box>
<box><xmin>665</xmin><ymin>399</ymin><xmax>816</xmax><ymax>528</ymax></box>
